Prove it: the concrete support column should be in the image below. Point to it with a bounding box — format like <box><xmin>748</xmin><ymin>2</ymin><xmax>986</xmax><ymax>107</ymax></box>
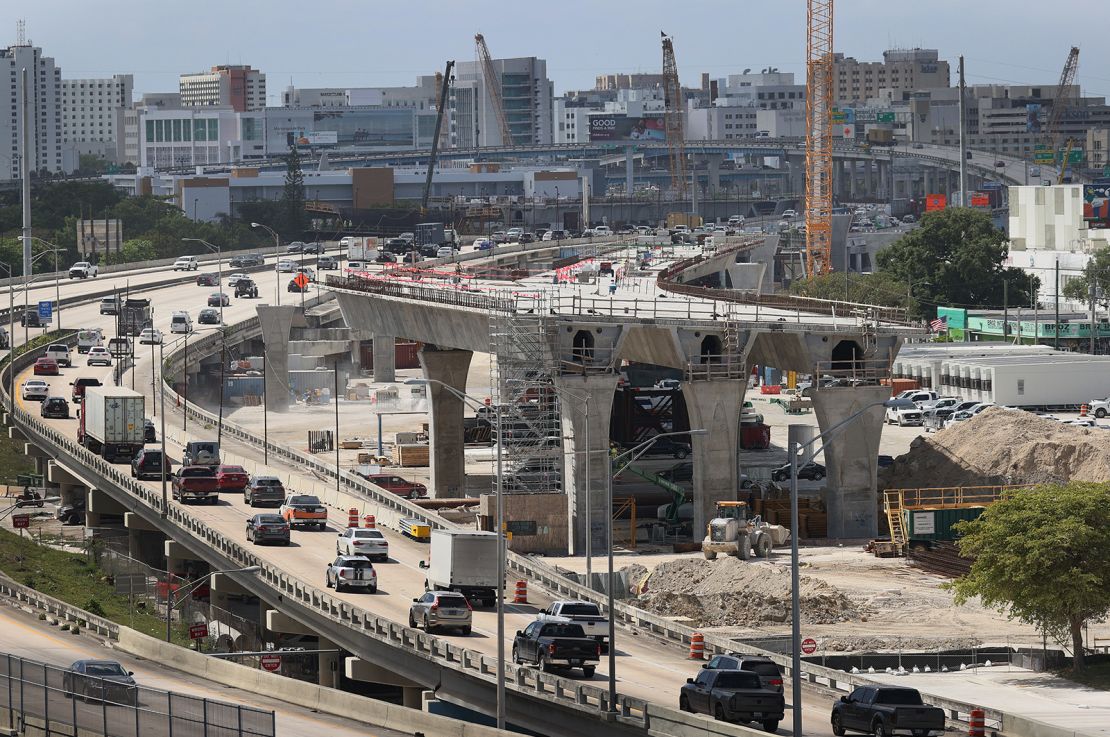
<box><xmin>419</xmin><ymin>347</ymin><xmax>473</xmax><ymax>498</ymax></box>
<box><xmin>318</xmin><ymin>636</ymin><xmax>340</xmax><ymax>689</ymax></box>
<box><xmin>348</xmin><ymin>340</ymin><xmax>362</xmax><ymax>378</ymax></box>
<box><xmin>625</xmin><ymin>146</ymin><xmax>635</xmax><ymax>201</ymax></box>
<box><xmin>880</xmin><ymin>162</ymin><xmax>891</xmax><ymax>200</ymax></box>
<box><xmin>847</xmin><ymin>161</ymin><xmax>857</xmax><ymax>200</ymax></box>
<box><xmin>809</xmin><ymin>385</ymin><xmax>889</xmax><ymax>539</ymax></box>
<box><xmin>869</xmin><ymin>163</ymin><xmax>879</xmax><ymax>198</ymax></box>
<box><xmin>680</xmin><ymin>378</ymin><xmax>746</xmax><ymax>537</ymax></box>
<box><xmin>373</xmin><ymin>335</ymin><xmax>396</xmax><ymax>383</ymax></box>
<box><xmin>403</xmin><ymin>687</ymin><xmax>423</xmax><ymax>709</ymax></box>
<box><xmin>258</xmin><ymin>305</ymin><xmax>299</xmax><ymax>414</ymax></box>
<box><xmin>555</xmin><ymin>373</ymin><xmax>619</xmax><ymax>557</ymax></box>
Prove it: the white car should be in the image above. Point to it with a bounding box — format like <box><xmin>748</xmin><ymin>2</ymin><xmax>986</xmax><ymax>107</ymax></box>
<box><xmin>325</xmin><ymin>556</ymin><xmax>377</xmax><ymax>593</ymax></box>
<box><xmin>782</xmin><ymin>209</ymin><xmax>797</xmax><ymax>218</ymax></box>
<box><xmin>86</xmin><ymin>346</ymin><xmax>112</xmax><ymax>366</ymax></box>
<box><xmin>68</xmin><ymin>262</ymin><xmax>98</xmax><ymax>279</ymax></box>
<box><xmin>593</xmin><ymin>225</ymin><xmax>612</xmax><ymax>236</ymax></box>
<box><xmin>277</xmin><ymin>259</ymin><xmax>299</xmax><ymax>272</ymax></box>
<box><xmin>138</xmin><ymin>328</ymin><xmax>163</xmax><ymax>345</ymax></box>
<box><xmin>21</xmin><ymin>379</ymin><xmax>49</xmax><ymax>401</ymax></box>
<box><xmin>172</xmin><ymin>256</ymin><xmax>198</xmax><ymax>271</ymax></box>
<box><xmin>226</xmin><ymin>273</ymin><xmax>250</xmax><ymax>286</ymax></box>
<box><xmin>335</xmin><ymin>528</ymin><xmax>389</xmax><ymax>561</ymax></box>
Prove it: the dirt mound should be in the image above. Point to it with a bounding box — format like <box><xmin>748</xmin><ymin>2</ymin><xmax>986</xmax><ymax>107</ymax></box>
<box><xmin>632</xmin><ymin>557</ymin><xmax>860</xmax><ymax>627</ymax></box>
<box><xmin>879</xmin><ymin>407</ymin><xmax>1110</xmax><ymax>489</ymax></box>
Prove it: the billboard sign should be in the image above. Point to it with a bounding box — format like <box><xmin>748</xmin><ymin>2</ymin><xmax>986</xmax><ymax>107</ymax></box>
<box><xmin>286</xmin><ymin>130</ymin><xmax>339</xmax><ymax>147</ymax></box>
<box><xmin>1084</xmin><ymin>184</ymin><xmax>1110</xmax><ymax>226</ymax></box>
<box><xmin>588</xmin><ymin>115</ymin><xmax>666</xmax><ymax>142</ymax></box>
<box><xmin>925</xmin><ymin>194</ymin><xmax>947</xmax><ymax>212</ymax></box>
<box><xmin>970</xmin><ymin>193</ymin><xmax>991</xmax><ymax>207</ymax></box>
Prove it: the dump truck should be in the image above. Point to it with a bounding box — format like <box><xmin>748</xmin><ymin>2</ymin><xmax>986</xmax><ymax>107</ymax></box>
<box><xmin>702</xmin><ymin>501</ymin><xmax>790</xmax><ymax>560</ymax></box>
<box><xmin>77</xmin><ymin>386</ymin><xmax>145</xmax><ymax>462</ymax></box>
<box><xmin>118</xmin><ymin>298</ymin><xmax>152</xmax><ymax>337</ymax></box>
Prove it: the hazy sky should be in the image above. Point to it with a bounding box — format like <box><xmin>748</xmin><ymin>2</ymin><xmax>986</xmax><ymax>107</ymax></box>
<box><xmin>15</xmin><ymin>1</ymin><xmax>1110</xmax><ymax>101</ymax></box>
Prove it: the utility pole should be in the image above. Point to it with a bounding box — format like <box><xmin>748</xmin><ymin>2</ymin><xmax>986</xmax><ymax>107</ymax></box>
<box><xmin>20</xmin><ymin>67</ymin><xmax>32</xmax><ymax>319</ymax></box>
<box><xmin>1054</xmin><ymin>259</ymin><xmax>1060</xmax><ymax>349</ymax></box>
<box><xmin>957</xmin><ymin>56</ymin><xmax>968</xmax><ymax>208</ymax></box>
<box><xmin>1089</xmin><ymin>283</ymin><xmax>1097</xmax><ymax>355</ymax></box>
<box><xmin>1003</xmin><ymin>279</ymin><xmax>1009</xmax><ymax>341</ymax></box>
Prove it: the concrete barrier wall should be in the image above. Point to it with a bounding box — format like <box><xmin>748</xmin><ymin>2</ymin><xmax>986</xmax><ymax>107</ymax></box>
<box><xmin>115</xmin><ymin>628</ymin><xmax>515</xmax><ymax>737</ymax></box>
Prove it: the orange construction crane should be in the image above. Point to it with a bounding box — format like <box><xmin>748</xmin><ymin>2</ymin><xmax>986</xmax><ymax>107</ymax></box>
<box><xmin>804</xmin><ymin>0</ymin><xmax>834</xmax><ymax>277</ymax></box>
<box><xmin>474</xmin><ymin>33</ymin><xmax>514</xmax><ymax>146</ymax></box>
<box><xmin>661</xmin><ymin>32</ymin><xmax>688</xmax><ymax>200</ymax></box>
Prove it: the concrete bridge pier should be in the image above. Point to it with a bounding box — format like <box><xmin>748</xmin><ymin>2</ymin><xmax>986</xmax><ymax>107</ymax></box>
<box><xmin>346</xmin><ymin>657</ymin><xmax>424</xmax><ymax>707</ymax></box>
<box><xmin>809</xmin><ymin>385</ymin><xmax>889</xmax><ymax>539</ymax></box>
<box><xmin>164</xmin><ymin>539</ymin><xmax>202</xmax><ymax>579</ymax></box>
<box><xmin>258</xmin><ymin>305</ymin><xmax>300</xmax><ymax>413</ymax></box>
<box><xmin>418</xmin><ymin>346</ymin><xmax>473</xmax><ymax>498</ymax></box>
<box><xmin>373</xmin><ymin>335</ymin><xmax>396</xmax><ymax>382</ymax></box>
<box><xmin>681</xmin><ymin>378</ymin><xmax>747</xmax><ymax>538</ymax></box>
<box><xmin>86</xmin><ymin>487</ymin><xmax>127</xmax><ymax>529</ymax></box>
<box><xmin>124</xmin><ymin>512</ymin><xmax>164</xmax><ymax>565</ymax></box>
<box><xmin>555</xmin><ymin>373</ymin><xmax>619</xmax><ymax>557</ymax></box>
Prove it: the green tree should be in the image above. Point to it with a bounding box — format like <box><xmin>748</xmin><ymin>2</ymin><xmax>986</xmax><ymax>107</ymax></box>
<box><xmin>790</xmin><ymin>271</ymin><xmax>912</xmax><ymax>311</ymax></box>
<box><xmin>106</xmin><ymin>239</ymin><xmax>156</xmax><ymax>265</ymax></box>
<box><xmin>876</xmin><ymin>208</ymin><xmax>1038</xmax><ymax>313</ymax></box>
<box><xmin>950</xmin><ymin>483</ymin><xmax>1110</xmax><ymax>673</ymax></box>
<box><xmin>1062</xmin><ymin>247</ymin><xmax>1110</xmax><ymax>310</ymax></box>
<box><xmin>280</xmin><ymin>145</ymin><xmax>306</xmax><ymax>238</ymax></box>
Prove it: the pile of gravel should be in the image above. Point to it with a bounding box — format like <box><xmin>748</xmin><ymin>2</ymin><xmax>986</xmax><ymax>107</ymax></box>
<box><xmin>880</xmin><ymin>407</ymin><xmax>1110</xmax><ymax>489</ymax></box>
<box><xmin>630</xmin><ymin>557</ymin><xmax>861</xmax><ymax>628</ymax></box>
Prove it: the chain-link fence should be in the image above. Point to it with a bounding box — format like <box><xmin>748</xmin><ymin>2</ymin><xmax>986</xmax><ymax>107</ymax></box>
<box><xmin>0</xmin><ymin>652</ymin><xmax>274</xmax><ymax>737</ymax></box>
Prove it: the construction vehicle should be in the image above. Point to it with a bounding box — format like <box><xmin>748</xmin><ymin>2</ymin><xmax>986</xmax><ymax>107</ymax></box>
<box><xmin>702</xmin><ymin>501</ymin><xmax>789</xmax><ymax>561</ymax></box>
<box><xmin>661</xmin><ymin>33</ymin><xmax>688</xmax><ymax>200</ymax></box>
<box><xmin>421</xmin><ymin>60</ymin><xmax>454</xmax><ymax>213</ymax></box>
<box><xmin>475</xmin><ymin>34</ymin><xmax>513</xmax><ymax>146</ymax></box>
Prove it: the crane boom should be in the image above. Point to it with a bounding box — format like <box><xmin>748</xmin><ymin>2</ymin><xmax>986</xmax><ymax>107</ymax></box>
<box><xmin>474</xmin><ymin>34</ymin><xmax>514</xmax><ymax>146</ymax></box>
<box><xmin>805</xmin><ymin>0</ymin><xmax>835</xmax><ymax>278</ymax></box>
<box><xmin>1043</xmin><ymin>47</ymin><xmax>1079</xmax><ymax>152</ymax></box>
<box><xmin>422</xmin><ymin>61</ymin><xmax>454</xmax><ymax>212</ymax></box>
<box><xmin>661</xmin><ymin>32</ymin><xmax>688</xmax><ymax>200</ymax></box>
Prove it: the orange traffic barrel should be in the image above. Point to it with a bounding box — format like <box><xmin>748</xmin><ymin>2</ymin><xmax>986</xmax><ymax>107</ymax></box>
<box><xmin>689</xmin><ymin>632</ymin><xmax>705</xmax><ymax>659</ymax></box>
<box><xmin>363</xmin><ymin>514</ymin><xmax>376</xmax><ymax>528</ymax></box>
<box><xmin>1081</xmin><ymin>404</ymin><xmax>1089</xmax><ymax>417</ymax></box>
<box><xmin>513</xmin><ymin>580</ymin><xmax>528</xmax><ymax>603</ymax></box>
<box><xmin>969</xmin><ymin>708</ymin><xmax>985</xmax><ymax>737</ymax></box>
<box><xmin>347</xmin><ymin>508</ymin><xmax>359</xmax><ymax>527</ymax></box>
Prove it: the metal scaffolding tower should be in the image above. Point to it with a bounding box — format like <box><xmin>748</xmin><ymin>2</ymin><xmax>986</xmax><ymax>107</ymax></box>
<box><xmin>661</xmin><ymin>32</ymin><xmax>689</xmax><ymax>201</ymax></box>
<box><xmin>489</xmin><ymin>304</ymin><xmax>563</xmax><ymax>495</ymax></box>
<box><xmin>805</xmin><ymin>0</ymin><xmax>834</xmax><ymax>277</ymax></box>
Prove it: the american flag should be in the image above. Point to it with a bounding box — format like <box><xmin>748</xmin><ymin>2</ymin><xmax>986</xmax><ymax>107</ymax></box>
<box><xmin>929</xmin><ymin>316</ymin><xmax>948</xmax><ymax>332</ymax></box>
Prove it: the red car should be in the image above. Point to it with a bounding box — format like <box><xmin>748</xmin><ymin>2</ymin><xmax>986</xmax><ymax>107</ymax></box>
<box><xmin>33</xmin><ymin>357</ymin><xmax>59</xmax><ymax>375</ymax></box>
<box><xmin>359</xmin><ymin>473</ymin><xmax>427</xmax><ymax>500</ymax></box>
<box><xmin>196</xmin><ymin>273</ymin><xmax>219</xmax><ymax>287</ymax></box>
<box><xmin>215</xmin><ymin>464</ymin><xmax>249</xmax><ymax>491</ymax></box>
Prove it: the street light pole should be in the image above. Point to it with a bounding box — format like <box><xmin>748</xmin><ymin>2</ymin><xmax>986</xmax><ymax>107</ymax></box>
<box><xmin>159</xmin><ymin>341</ymin><xmax>168</xmax><ymax>518</ymax></box>
<box><xmin>405</xmin><ymin>378</ymin><xmax>505</xmax><ymax>729</ymax></box>
<box><xmin>251</xmin><ymin>222</ymin><xmax>282</xmax><ymax>305</ymax></box>
<box><xmin>786</xmin><ymin>397</ymin><xmax>915</xmax><ymax>736</ymax></box>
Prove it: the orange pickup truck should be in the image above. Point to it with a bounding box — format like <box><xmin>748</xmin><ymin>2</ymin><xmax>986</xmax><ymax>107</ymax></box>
<box><xmin>280</xmin><ymin>494</ymin><xmax>328</xmax><ymax>530</ymax></box>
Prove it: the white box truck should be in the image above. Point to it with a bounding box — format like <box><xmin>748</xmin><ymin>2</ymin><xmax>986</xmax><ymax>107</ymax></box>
<box><xmin>420</xmin><ymin>530</ymin><xmax>500</xmax><ymax>607</ymax></box>
<box><xmin>347</xmin><ymin>237</ymin><xmax>379</xmax><ymax>262</ymax></box>
<box><xmin>78</xmin><ymin>386</ymin><xmax>145</xmax><ymax>462</ymax></box>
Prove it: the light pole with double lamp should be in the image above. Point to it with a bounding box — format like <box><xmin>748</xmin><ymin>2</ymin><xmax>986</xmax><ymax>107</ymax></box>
<box><xmin>250</xmin><ymin>222</ymin><xmax>282</xmax><ymax>305</ymax></box>
<box><xmin>608</xmin><ymin>429</ymin><xmax>706</xmax><ymax>710</ymax></box>
<box><xmin>181</xmin><ymin>238</ymin><xmax>224</xmax><ymax>327</ymax></box>
<box><xmin>786</xmin><ymin>396</ymin><xmax>915</xmax><ymax>736</ymax></box>
<box><xmin>404</xmin><ymin>378</ymin><xmax>506</xmax><ymax>729</ymax></box>
<box><xmin>165</xmin><ymin>566</ymin><xmax>261</xmax><ymax>643</ymax></box>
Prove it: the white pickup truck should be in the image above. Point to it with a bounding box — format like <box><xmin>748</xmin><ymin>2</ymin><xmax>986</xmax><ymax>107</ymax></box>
<box><xmin>68</xmin><ymin>261</ymin><xmax>98</xmax><ymax>279</ymax></box>
<box><xmin>535</xmin><ymin>601</ymin><xmax>610</xmax><ymax>648</ymax></box>
<box><xmin>1089</xmin><ymin>398</ymin><xmax>1110</xmax><ymax>419</ymax></box>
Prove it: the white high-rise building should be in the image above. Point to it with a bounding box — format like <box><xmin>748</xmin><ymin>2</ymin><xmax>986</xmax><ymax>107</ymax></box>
<box><xmin>61</xmin><ymin>74</ymin><xmax>133</xmax><ymax>163</ymax></box>
<box><xmin>452</xmin><ymin>57</ymin><xmax>553</xmax><ymax>147</ymax></box>
<box><xmin>180</xmin><ymin>65</ymin><xmax>266</xmax><ymax>112</ymax></box>
<box><xmin>0</xmin><ymin>42</ymin><xmax>63</xmax><ymax>180</ymax></box>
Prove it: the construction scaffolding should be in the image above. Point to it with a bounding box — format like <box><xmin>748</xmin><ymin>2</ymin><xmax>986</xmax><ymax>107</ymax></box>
<box><xmin>489</xmin><ymin>303</ymin><xmax>564</xmax><ymax>494</ymax></box>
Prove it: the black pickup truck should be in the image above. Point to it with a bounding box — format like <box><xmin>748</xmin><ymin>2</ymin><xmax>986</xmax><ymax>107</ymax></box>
<box><xmin>680</xmin><ymin>669</ymin><xmax>785</xmax><ymax>732</ymax></box>
<box><xmin>512</xmin><ymin>622</ymin><xmax>600</xmax><ymax>678</ymax></box>
<box><xmin>831</xmin><ymin>686</ymin><xmax>945</xmax><ymax>737</ymax></box>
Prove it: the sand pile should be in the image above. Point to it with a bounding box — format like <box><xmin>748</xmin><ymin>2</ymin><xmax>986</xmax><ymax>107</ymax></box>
<box><xmin>880</xmin><ymin>407</ymin><xmax>1110</xmax><ymax>489</ymax></box>
<box><xmin>629</xmin><ymin>557</ymin><xmax>861</xmax><ymax>627</ymax></box>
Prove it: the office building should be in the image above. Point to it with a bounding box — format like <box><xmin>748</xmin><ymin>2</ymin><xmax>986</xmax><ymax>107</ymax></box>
<box><xmin>0</xmin><ymin>41</ymin><xmax>63</xmax><ymax>180</ymax></box>
<box><xmin>180</xmin><ymin>65</ymin><xmax>266</xmax><ymax>112</ymax></box>
<box><xmin>452</xmin><ymin>57</ymin><xmax>553</xmax><ymax>147</ymax></box>
<box><xmin>595</xmin><ymin>73</ymin><xmax>665</xmax><ymax>91</ymax></box>
<box><xmin>61</xmin><ymin>74</ymin><xmax>133</xmax><ymax>163</ymax></box>
<box><xmin>834</xmin><ymin>49</ymin><xmax>949</xmax><ymax>106</ymax></box>
<box><xmin>282</xmin><ymin>78</ymin><xmax>439</xmax><ymax>109</ymax></box>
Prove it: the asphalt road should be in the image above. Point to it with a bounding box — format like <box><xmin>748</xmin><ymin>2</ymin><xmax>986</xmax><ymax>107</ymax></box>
<box><xmin>0</xmin><ymin>602</ymin><xmax>409</xmax><ymax>737</ymax></box>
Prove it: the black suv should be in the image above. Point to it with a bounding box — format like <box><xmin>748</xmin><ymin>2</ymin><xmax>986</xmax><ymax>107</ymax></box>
<box><xmin>234</xmin><ymin>278</ymin><xmax>259</xmax><ymax>298</ymax></box>
<box><xmin>144</xmin><ymin>419</ymin><xmax>156</xmax><ymax>443</ymax></box>
<box><xmin>131</xmin><ymin>449</ymin><xmax>171</xmax><ymax>480</ymax></box>
<box><xmin>40</xmin><ymin>396</ymin><xmax>70</xmax><ymax>419</ymax></box>
<box><xmin>702</xmin><ymin>654</ymin><xmax>784</xmax><ymax>693</ymax></box>
<box><xmin>230</xmin><ymin>254</ymin><xmax>264</xmax><ymax>268</ymax></box>
<box><xmin>244</xmin><ymin>476</ymin><xmax>286</xmax><ymax>507</ymax></box>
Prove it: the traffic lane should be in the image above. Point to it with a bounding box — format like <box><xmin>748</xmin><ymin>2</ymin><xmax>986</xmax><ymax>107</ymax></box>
<box><xmin>0</xmin><ymin>604</ymin><xmax>406</xmax><ymax>737</ymax></box>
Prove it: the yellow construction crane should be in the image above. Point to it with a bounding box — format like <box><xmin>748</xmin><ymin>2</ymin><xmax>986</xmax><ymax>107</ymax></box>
<box><xmin>474</xmin><ymin>33</ymin><xmax>514</xmax><ymax>146</ymax></box>
<box><xmin>661</xmin><ymin>32</ymin><xmax>688</xmax><ymax>201</ymax></box>
<box><xmin>804</xmin><ymin>0</ymin><xmax>834</xmax><ymax>277</ymax></box>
